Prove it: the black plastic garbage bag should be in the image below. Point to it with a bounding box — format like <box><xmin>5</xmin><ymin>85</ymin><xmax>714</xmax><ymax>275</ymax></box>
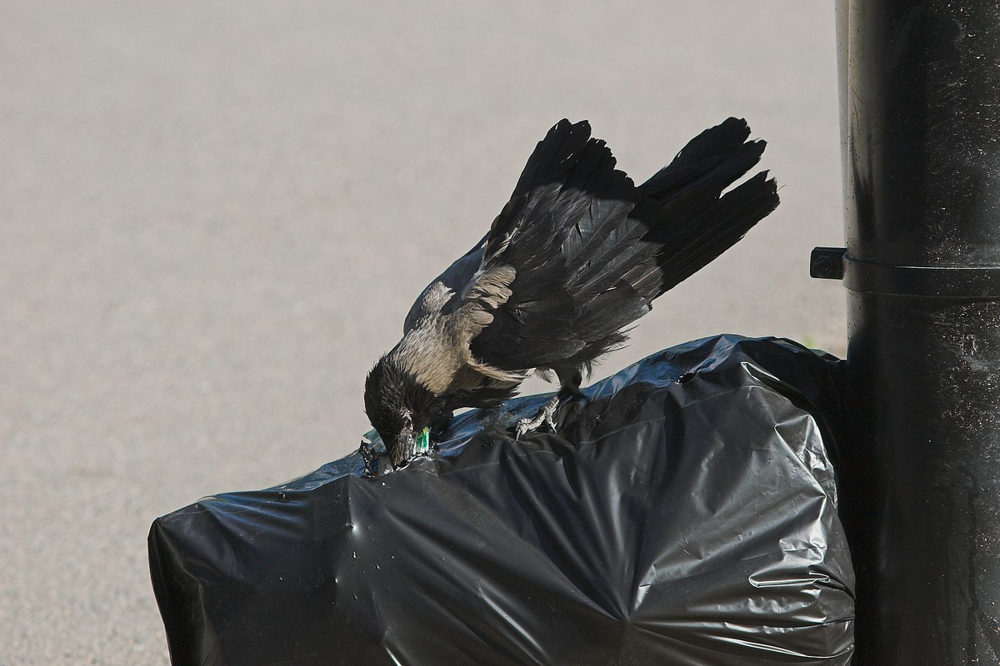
<box><xmin>149</xmin><ymin>335</ymin><xmax>855</xmax><ymax>665</ymax></box>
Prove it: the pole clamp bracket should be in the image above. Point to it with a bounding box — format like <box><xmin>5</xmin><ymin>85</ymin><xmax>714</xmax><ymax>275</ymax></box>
<box><xmin>810</xmin><ymin>246</ymin><xmax>1000</xmax><ymax>298</ymax></box>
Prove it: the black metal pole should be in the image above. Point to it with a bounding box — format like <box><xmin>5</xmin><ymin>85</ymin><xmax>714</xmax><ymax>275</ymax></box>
<box><xmin>828</xmin><ymin>1</ymin><xmax>1000</xmax><ymax>663</ymax></box>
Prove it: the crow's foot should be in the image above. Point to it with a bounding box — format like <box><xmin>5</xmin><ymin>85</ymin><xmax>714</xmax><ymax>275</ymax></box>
<box><xmin>515</xmin><ymin>395</ymin><xmax>560</xmax><ymax>440</ymax></box>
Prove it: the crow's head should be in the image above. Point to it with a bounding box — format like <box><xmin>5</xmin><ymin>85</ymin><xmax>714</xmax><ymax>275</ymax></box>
<box><xmin>364</xmin><ymin>353</ymin><xmax>446</xmax><ymax>467</ymax></box>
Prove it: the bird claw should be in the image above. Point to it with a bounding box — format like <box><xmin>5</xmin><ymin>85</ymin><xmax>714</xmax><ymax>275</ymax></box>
<box><xmin>514</xmin><ymin>395</ymin><xmax>560</xmax><ymax>440</ymax></box>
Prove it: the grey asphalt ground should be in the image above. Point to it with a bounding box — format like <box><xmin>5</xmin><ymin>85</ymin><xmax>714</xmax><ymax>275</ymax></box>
<box><xmin>0</xmin><ymin>2</ymin><xmax>844</xmax><ymax>664</ymax></box>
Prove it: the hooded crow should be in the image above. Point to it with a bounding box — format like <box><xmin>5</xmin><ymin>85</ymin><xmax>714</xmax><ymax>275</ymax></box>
<box><xmin>365</xmin><ymin>118</ymin><xmax>779</xmax><ymax>467</ymax></box>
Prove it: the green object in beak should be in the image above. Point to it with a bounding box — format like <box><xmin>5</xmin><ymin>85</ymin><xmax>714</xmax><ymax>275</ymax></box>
<box><xmin>415</xmin><ymin>426</ymin><xmax>430</xmax><ymax>453</ymax></box>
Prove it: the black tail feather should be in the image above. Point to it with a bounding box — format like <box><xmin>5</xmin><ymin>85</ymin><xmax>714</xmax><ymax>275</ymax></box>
<box><xmin>631</xmin><ymin>171</ymin><xmax>779</xmax><ymax>299</ymax></box>
<box><xmin>640</xmin><ymin>117</ymin><xmax>761</xmax><ymax>201</ymax></box>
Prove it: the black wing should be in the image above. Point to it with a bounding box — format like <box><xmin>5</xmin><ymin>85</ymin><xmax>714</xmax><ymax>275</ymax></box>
<box><xmin>467</xmin><ymin>118</ymin><xmax>779</xmax><ymax>371</ymax></box>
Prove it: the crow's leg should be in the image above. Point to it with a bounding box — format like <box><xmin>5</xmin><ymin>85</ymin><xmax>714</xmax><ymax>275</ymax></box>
<box><xmin>514</xmin><ymin>366</ymin><xmax>584</xmax><ymax>439</ymax></box>
<box><xmin>515</xmin><ymin>394</ymin><xmax>560</xmax><ymax>440</ymax></box>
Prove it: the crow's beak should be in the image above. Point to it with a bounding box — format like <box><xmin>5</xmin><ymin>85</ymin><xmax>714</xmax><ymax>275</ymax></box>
<box><xmin>390</xmin><ymin>429</ymin><xmax>415</xmax><ymax>468</ymax></box>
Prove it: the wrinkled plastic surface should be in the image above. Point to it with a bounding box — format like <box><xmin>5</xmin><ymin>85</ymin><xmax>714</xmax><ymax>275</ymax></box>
<box><xmin>149</xmin><ymin>335</ymin><xmax>855</xmax><ymax>666</ymax></box>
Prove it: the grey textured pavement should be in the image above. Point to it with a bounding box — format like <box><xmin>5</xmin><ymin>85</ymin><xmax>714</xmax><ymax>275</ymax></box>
<box><xmin>0</xmin><ymin>2</ymin><xmax>844</xmax><ymax>664</ymax></box>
